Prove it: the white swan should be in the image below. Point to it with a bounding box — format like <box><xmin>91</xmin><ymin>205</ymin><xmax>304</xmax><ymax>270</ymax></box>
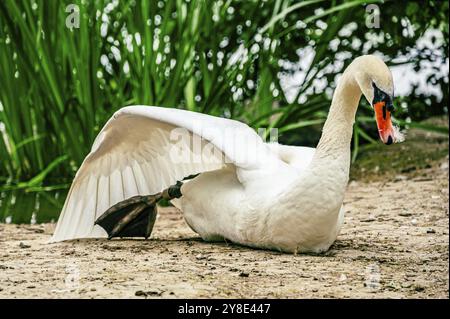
<box><xmin>50</xmin><ymin>55</ymin><xmax>402</xmax><ymax>253</ymax></box>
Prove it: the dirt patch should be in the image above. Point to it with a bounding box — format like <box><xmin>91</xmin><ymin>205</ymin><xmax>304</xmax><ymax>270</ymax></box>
<box><xmin>0</xmin><ymin>124</ymin><xmax>448</xmax><ymax>298</ymax></box>
<box><xmin>351</xmin><ymin>117</ymin><xmax>449</xmax><ymax>182</ymax></box>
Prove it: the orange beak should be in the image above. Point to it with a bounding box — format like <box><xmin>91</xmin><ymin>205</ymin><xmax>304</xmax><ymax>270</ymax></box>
<box><xmin>374</xmin><ymin>101</ymin><xmax>394</xmax><ymax>145</ymax></box>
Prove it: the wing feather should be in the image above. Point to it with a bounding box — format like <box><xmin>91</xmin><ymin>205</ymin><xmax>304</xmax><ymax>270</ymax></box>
<box><xmin>50</xmin><ymin>105</ymin><xmax>280</xmax><ymax>242</ymax></box>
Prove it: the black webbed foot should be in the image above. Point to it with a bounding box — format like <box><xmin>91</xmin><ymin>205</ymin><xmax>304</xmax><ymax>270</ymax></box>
<box><xmin>95</xmin><ymin>182</ymin><xmax>183</xmax><ymax>240</ymax></box>
<box><xmin>95</xmin><ymin>194</ymin><xmax>161</xmax><ymax>239</ymax></box>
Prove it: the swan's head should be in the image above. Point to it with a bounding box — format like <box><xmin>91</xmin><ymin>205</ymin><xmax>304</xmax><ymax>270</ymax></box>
<box><xmin>353</xmin><ymin>55</ymin><xmax>404</xmax><ymax>145</ymax></box>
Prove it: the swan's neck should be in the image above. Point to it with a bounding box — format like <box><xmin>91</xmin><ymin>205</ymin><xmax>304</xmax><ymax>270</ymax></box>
<box><xmin>310</xmin><ymin>70</ymin><xmax>362</xmax><ymax>176</ymax></box>
<box><xmin>281</xmin><ymin>68</ymin><xmax>363</xmax><ymax>214</ymax></box>
<box><xmin>281</xmin><ymin>70</ymin><xmax>363</xmax><ymax>224</ymax></box>
<box><xmin>283</xmin><ymin>68</ymin><xmax>363</xmax><ymax>212</ymax></box>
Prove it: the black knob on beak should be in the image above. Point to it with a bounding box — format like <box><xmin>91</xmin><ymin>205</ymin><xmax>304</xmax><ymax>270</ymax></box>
<box><xmin>386</xmin><ymin>135</ymin><xmax>393</xmax><ymax>145</ymax></box>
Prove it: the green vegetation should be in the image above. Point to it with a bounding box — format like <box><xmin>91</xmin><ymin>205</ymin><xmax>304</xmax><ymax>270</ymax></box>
<box><xmin>0</xmin><ymin>0</ymin><xmax>448</xmax><ymax>222</ymax></box>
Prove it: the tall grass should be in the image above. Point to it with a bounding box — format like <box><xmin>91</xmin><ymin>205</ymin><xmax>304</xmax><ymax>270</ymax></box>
<box><xmin>0</xmin><ymin>0</ymin><xmax>447</xmax><ymax>192</ymax></box>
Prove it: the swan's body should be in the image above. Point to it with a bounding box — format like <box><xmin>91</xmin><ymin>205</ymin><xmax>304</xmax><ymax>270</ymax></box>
<box><xmin>51</xmin><ymin>55</ymin><xmax>401</xmax><ymax>253</ymax></box>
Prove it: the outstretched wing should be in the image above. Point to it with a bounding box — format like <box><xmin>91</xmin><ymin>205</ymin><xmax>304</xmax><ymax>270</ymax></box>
<box><xmin>50</xmin><ymin>105</ymin><xmax>278</xmax><ymax>242</ymax></box>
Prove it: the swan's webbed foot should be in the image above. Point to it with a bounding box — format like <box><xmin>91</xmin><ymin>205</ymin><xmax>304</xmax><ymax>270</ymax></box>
<box><xmin>95</xmin><ymin>194</ymin><xmax>160</xmax><ymax>239</ymax></box>
<box><xmin>94</xmin><ymin>182</ymin><xmax>183</xmax><ymax>240</ymax></box>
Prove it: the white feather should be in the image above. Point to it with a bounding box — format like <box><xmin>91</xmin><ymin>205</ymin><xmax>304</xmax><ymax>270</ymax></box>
<box><xmin>50</xmin><ymin>105</ymin><xmax>277</xmax><ymax>242</ymax></box>
<box><xmin>393</xmin><ymin>124</ymin><xmax>406</xmax><ymax>143</ymax></box>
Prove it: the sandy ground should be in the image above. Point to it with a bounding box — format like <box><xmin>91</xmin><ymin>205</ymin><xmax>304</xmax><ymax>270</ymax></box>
<box><xmin>0</xmin><ymin>155</ymin><xmax>448</xmax><ymax>299</ymax></box>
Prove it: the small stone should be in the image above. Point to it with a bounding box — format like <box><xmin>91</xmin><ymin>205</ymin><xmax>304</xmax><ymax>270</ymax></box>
<box><xmin>411</xmin><ymin>219</ymin><xmax>417</xmax><ymax>225</ymax></box>
<box><xmin>414</xmin><ymin>285</ymin><xmax>425</xmax><ymax>292</ymax></box>
<box><xmin>361</xmin><ymin>217</ymin><xmax>376</xmax><ymax>222</ymax></box>
<box><xmin>399</xmin><ymin>212</ymin><xmax>413</xmax><ymax>217</ymax></box>
<box><xmin>401</xmin><ymin>282</ymin><xmax>412</xmax><ymax>288</ymax></box>
<box><xmin>394</xmin><ymin>175</ymin><xmax>408</xmax><ymax>182</ymax></box>
<box><xmin>195</xmin><ymin>254</ymin><xmax>206</xmax><ymax>260</ymax></box>
<box><xmin>426</xmin><ymin>228</ymin><xmax>436</xmax><ymax>234</ymax></box>
<box><xmin>19</xmin><ymin>242</ymin><xmax>31</xmax><ymax>249</ymax></box>
<box><xmin>26</xmin><ymin>285</ymin><xmax>36</xmax><ymax>289</ymax></box>
<box><xmin>135</xmin><ymin>290</ymin><xmax>147</xmax><ymax>297</ymax></box>
<box><xmin>90</xmin><ymin>288</ymin><xmax>97</xmax><ymax>291</ymax></box>
<box><xmin>239</xmin><ymin>272</ymin><xmax>249</xmax><ymax>277</ymax></box>
<box><xmin>312</xmin><ymin>288</ymin><xmax>318</xmax><ymax>292</ymax></box>
<box><xmin>146</xmin><ymin>290</ymin><xmax>163</xmax><ymax>296</ymax></box>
